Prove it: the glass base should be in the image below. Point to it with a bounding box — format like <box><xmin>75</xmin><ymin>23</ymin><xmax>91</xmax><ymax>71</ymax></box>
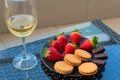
<box><xmin>12</xmin><ymin>53</ymin><xmax>37</xmax><ymax>70</ymax></box>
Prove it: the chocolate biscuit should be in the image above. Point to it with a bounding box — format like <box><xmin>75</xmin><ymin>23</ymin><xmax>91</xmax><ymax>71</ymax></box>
<box><xmin>94</xmin><ymin>53</ymin><xmax>108</xmax><ymax>60</ymax></box>
<box><xmin>92</xmin><ymin>59</ymin><xmax>106</xmax><ymax>66</ymax></box>
<box><xmin>92</xmin><ymin>46</ymin><xmax>105</xmax><ymax>54</ymax></box>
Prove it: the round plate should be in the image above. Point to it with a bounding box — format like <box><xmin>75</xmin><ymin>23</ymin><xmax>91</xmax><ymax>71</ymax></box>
<box><xmin>40</xmin><ymin>35</ymin><xmax>101</xmax><ymax>77</ymax></box>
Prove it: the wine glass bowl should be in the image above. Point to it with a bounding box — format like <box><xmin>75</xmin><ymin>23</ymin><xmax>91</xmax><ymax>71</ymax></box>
<box><xmin>6</xmin><ymin>0</ymin><xmax>37</xmax><ymax>38</ymax></box>
<box><xmin>6</xmin><ymin>14</ymin><xmax>37</xmax><ymax>37</ymax></box>
<box><xmin>5</xmin><ymin>0</ymin><xmax>37</xmax><ymax>70</ymax></box>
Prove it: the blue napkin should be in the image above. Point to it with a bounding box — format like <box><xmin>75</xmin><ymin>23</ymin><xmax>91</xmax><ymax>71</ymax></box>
<box><xmin>102</xmin><ymin>44</ymin><xmax>120</xmax><ymax>80</ymax></box>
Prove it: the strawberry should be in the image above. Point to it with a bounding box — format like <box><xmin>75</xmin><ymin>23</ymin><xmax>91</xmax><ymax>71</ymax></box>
<box><xmin>70</xmin><ymin>29</ymin><xmax>82</xmax><ymax>44</ymax></box>
<box><xmin>57</xmin><ymin>32</ymin><xmax>67</xmax><ymax>49</ymax></box>
<box><xmin>79</xmin><ymin>36</ymin><xmax>99</xmax><ymax>51</ymax></box>
<box><xmin>49</xmin><ymin>40</ymin><xmax>63</xmax><ymax>52</ymax></box>
<box><xmin>64</xmin><ymin>43</ymin><xmax>76</xmax><ymax>55</ymax></box>
<box><xmin>42</xmin><ymin>47</ymin><xmax>63</xmax><ymax>62</ymax></box>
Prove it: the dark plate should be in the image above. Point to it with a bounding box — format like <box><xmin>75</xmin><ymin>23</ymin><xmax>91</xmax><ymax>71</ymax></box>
<box><xmin>40</xmin><ymin>35</ymin><xmax>102</xmax><ymax>77</ymax></box>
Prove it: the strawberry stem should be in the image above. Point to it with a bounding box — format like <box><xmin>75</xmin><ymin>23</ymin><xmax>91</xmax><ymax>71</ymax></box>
<box><xmin>58</xmin><ymin>32</ymin><xmax>64</xmax><ymax>36</ymax></box>
<box><xmin>42</xmin><ymin>47</ymin><xmax>50</xmax><ymax>57</ymax></box>
<box><xmin>57</xmin><ymin>32</ymin><xmax>65</xmax><ymax>37</ymax></box>
<box><xmin>92</xmin><ymin>36</ymin><xmax>99</xmax><ymax>47</ymax></box>
<box><xmin>48</xmin><ymin>39</ymin><xmax>53</xmax><ymax>44</ymax></box>
<box><xmin>72</xmin><ymin>29</ymin><xmax>81</xmax><ymax>33</ymax></box>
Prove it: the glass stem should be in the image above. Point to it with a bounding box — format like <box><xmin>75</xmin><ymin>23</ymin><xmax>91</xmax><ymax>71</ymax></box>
<box><xmin>22</xmin><ymin>37</ymin><xmax>29</xmax><ymax>80</ymax></box>
<box><xmin>25</xmin><ymin>70</ymin><xmax>29</xmax><ymax>80</ymax></box>
<box><xmin>22</xmin><ymin>37</ymin><xmax>27</xmax><ymax>59</ymax></box>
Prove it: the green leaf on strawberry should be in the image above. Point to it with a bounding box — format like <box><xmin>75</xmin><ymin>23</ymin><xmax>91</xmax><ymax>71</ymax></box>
<box><xmin>72</xmin><ymin>29</ymin><xmax>81</xmax><ymax>33</ymax></box>
<box><xmin>48</xmin><ymin>39</ymin><xmax>53</xmax><ymax>44</ymax></box>
<box><xmin>57</xmin><ymin>32</ymin><xmax>65</xmax><ymax>37</ymax></box>
<box><xmin>42</xmin><ymin>47</ymin><xmax>50</xmax><ymax>57</ymax></box>
<box><xmin>92</xmin><ymin>36</ymin><xmax>99</xmax><ymax>47</ymax></box>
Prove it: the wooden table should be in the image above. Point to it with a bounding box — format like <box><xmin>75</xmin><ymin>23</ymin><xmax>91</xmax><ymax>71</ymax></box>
<box><xmin>103</xmin><ymin>18</ymin><xmax>120</xmax><ymax>34</ymax></box>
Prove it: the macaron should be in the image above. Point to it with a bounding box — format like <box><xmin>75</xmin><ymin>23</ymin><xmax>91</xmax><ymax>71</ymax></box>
<box><xmin>64</xmin><ymin>54</ymin><xmax>82</xmax><ymax>66</ymax></box>
<box><xmin>78</xmin><ymin>62</ymin><xmax>98</xmax><ymax>76</ymax></box>
<box><xmin>54</xmin><ymin>61</ymin><xmax>74</xmax><ymax>75</ymax></box>
<box><xmin>74</xmin><ymin>49</ymin><xmax>91</xmax><ymax>61</ymax></box>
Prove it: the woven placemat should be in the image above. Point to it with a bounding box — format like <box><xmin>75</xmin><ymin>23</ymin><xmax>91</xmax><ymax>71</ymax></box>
<box><xmin>0</xmin><ymin>20</ymin><xmax>118</xmax><ymax>80</ymax></box>
<box><xmin>92</xmin><ymin>19</ymin><xmax>120</xmax><ymax>44</ymax></box>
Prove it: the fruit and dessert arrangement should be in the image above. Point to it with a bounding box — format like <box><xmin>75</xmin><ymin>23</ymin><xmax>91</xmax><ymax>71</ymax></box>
<box><xmin>42</xmin><ymin>29</ymin><xmax>108</xmax><ymax>76</ymax></box>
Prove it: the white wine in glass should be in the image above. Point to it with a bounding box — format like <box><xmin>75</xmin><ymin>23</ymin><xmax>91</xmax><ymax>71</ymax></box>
<box><xmin>7</xmin><ymin>14</ymin><xmax>37</xmax><ymax>37</ymax></box>
<box><xmin>5</xmin><ymin>0</ymin><xmax>38</xmax><ymax>71</ymax></box>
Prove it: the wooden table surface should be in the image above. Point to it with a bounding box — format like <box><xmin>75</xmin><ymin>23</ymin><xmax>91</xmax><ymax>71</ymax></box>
<box><xmin>103</xmin><ymin>18</ymin><xmax>120</xmax><ymax>35</ymax></box>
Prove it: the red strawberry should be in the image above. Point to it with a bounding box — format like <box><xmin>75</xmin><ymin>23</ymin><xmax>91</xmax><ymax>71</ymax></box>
<box><xmin>42</xmin><ymin>47</ymin><xmax>63</xmax><ymax>62</ymax></box>
<box><xmin>57</xmin><ymin>32</ymin><xmax>67</xmax><ymax>49</ymax></box>
<box><xmin>49</xmin><ymin>40</ymin><xmax>63</xmax><ymax>52</ymax></box>
<box><xmin>70</xmin><ymin>29</ymin><xmax>82</xmax><ymax>44</ymax></box>
<box><xmin>79</xmin><ymin>36</ymin><xmax>99</xmax><ymax>50</ymax></box>
<box><xmin>64</xmin><ymin>43</ymin><xmax>76</xmax><ymax>55</ymax></box>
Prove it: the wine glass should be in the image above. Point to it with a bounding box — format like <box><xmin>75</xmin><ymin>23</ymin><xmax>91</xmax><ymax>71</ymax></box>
<box><xmin>5</xmin><ymin>0</ymin><xmax>37</xmax><ymax>71</ymax></box>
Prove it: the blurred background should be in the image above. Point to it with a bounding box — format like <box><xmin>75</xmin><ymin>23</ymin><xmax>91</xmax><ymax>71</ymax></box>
<box><xmin>0</xmin><ymin>0</ymin><xmax>120</xmax><ymax>33</ymax></box>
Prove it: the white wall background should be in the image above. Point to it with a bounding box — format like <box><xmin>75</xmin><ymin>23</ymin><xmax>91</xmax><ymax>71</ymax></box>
<box><xmin>0</xmin><ymin>0</ymin><xmax>120</xmax><ymax>33</ymax></box>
